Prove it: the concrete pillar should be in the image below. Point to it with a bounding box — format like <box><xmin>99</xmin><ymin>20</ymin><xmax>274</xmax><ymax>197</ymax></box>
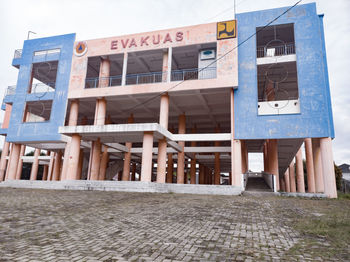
<box><xmin>312</xmin><ymin>138</ymin><xmax>324</xmax><ymax>193</ymax></box>
<box><xmin>284</xmin><ymin>169</ymin><xmax>290</xmax><ymax>193</ymax></box>
<box><xmin>304</xmin><ymin>138</ymin><xmax>316</xmax><ymax>193</ymax></box>
<box><xmin>5</xmin><ymin>143</ymin><xmax>13</xmax><ymax>180</ymax></box>
<box><xmin>131</xmin><ymin>162</ymin><xmax>136</xmax><ymax>181</ymax></box>
<box><xmin>99</xmin><ymin>145</ymin><xmax>109</xmax><ymax>181</ymax></box>
<box><xmin>77</xmin><ymin>149</ymin><xmax>84</xmax><ymax>180</ymax></box>
<box><xmin>0</xmin><ymin>141</ymin><xmax>10</xmax><ymax>181</ymax></box>
<box><xmin>6</xmin><ymin>144</ymin><xmax>21</xmax><ymax>180</ymax></box>
<box><xmin>52</xmin><ymin>151</ymin><xmax>62</xmax><ymax>181</ymax></box>
<box><xmin>190</xmin><ymin>127</ymin><xmax>197</xmax><ymax>184</ymax></box>
<box><xmin>47</xmin><ymin>151</ymin><xmax>55</xmax><ymax>180</ymax></box>
<box><xmin>95</xmin><ymin>98</ymin><xmax>107</xmax><ymax>125</ymax></box>
<box><xmin>166</xmin><ymin>152</ymin><xmax>173</xmax><ymax>183</ymax></box>
<box><xmin>99</xmin><ymin>57</ymin><xmax>110</xmax><ymax>88</ymax></box>
<box><xmin>68</xmin><ymin>100</ymin><xmax>79</xmax><ymax>126</ymax></box>
<box><xmin>90</xmin><ymin>139</ymin><xmax>101</xmax><ymax>180</ymax></box>
<box><xmin>61</xmin><ymin>142</ymin><xmax>71</xmax><ymax>180</ymax></box>
<box><xmin>280</xmin><ymin>176</ymin><xmax>286</xmax><ymax>192</ymax></box>
<box><xmin>199</xmin><ymin>164</ymin><xmax>205</xmax><ymax>184</ymax></box>
<box><xmin>15</xmin><ymin>145</ymin><xmax>26</xmax><ymax>180</ymax></box>
<box><xmin>177</xmin><ymin>114</ymin><xmax>186</xmax><ymax>184</ymax></box>
<box><xmin>121</xmin><ymin>53</ymin><xmax>128</xmax><ymax>86</ymax></box>
<box><xmin>122</xmin><ymin>114</ymin><xmax>134</xmax><ymax>181</ymax></box>
<box><xmin>66</xmin><ymin>134</ymin><xmax>81</xmax><ymax>180</ymax></box>
<box><xmin>241</xmin><ymin>140</ymin><xmax>248</xmax><ymax>174</ymax></box>
<box><xmin>295</xmin><ymin>148</ymin><xmax>305</xmax><ymax>193</ymax></box>
<box><xmin>30</xmin><ymin>148</ymin><xmax>41</xmax><ymax>181</ymax></box>
<box><xmin>42</xmin><ymin>165</ymin><xmax>48</xmax><ymax>180</ymax></box>
<box><xmin>229</xmin><ymin>171</ymin><xmax>232</xmax><ymax>185</ymax></box>
<box><xmin>156</xmin><ymin>94</ymin><xmax>169</xmax><ymax>183</ymax></box>
<box><xmin>289</xmin><ymin>160</ymin><xmax>296</xmax><ymax>193</ymax></box>
<box><xmin>214</xmin><ymin>126</ymin><xmax>221</xmax><ymax>185</ymax></box>
<box><xmin>140</xmin><ymin>132</ymin><xmax>154</xmax><ymax>182</ymax></box>
<box><xmin>263</xmin><ymin>141</ymin><xmax>268</xmax><ymax>173</ymax></box>
<box><xmin>320</xmin><ymin>137</ymin><xmax>337</xmax><ymax>198</ymax></box>
<box><xmin>231</xmin><ymin>140</ymin><xmax>242</xmax><ymax>187</ymax></box>
<box><xmin>268</xmin><ymin>139</ymin><xmax>279</xmax><ymax>191</ymax></box>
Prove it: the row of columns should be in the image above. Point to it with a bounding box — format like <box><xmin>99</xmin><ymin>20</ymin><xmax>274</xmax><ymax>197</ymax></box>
<box><xmin>279</xmin><ymin>137</ymin><xmax>337</xmax><ymax>198</ymax></box>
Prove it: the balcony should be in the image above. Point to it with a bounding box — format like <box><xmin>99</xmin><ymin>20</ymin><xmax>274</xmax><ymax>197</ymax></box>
<box><xmin>84</xmin><ymin>67</ymin><xmax>216</xmax><ymax>89</ymax></box>
<box><xmin>256</xmin><ymin>43</ymin><xmax>295</xmax><ymax>58</ymax></box>
<box><xmin>30</xmin><ymin>82</ymin><xmax>56</xmax><ymax>94</ymax></box>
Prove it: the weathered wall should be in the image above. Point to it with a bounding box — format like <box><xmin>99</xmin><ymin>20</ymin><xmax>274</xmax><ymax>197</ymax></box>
<box><xmin>6</xmin><ymin>34</ymin><xmax>75</xmax><ymax>143</ymax></box>
<box><xmin>235</xmin><ymin>3</ymin><xmax>334</xmax><ymax>139</ymax></box>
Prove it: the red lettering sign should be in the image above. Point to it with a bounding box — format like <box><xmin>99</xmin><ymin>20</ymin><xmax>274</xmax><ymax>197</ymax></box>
<box><xmin>110</xmin><ymin>31</ymin><xmax>183</xmax><ymax>50</ymax></box>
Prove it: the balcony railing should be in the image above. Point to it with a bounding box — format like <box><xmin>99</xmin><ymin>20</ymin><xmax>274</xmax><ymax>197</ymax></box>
<box><xmin>6</xmin><ymin>85</ymin><xmax>16</xmax><ymax>96</ymax></box>
<box><xmin>84</xmin><ymin>67</ymin><xmax>217</xmax><ymax>89</ymax></box>
<box><xmin>14</xmin><ymin>49</ymin><xmax>22</xmax><ymax>59</ymax></box>
<box><xmin>125</xmin><ymin>72</ymin><xmax>163</xmax><ymax>85</ymax></box>
<box><xmin>257</xmin><ymin>43</ymin><xmax>295</xmax><ymax>58</ymax></box>
<box><xmin>171</xmin><ymin>67</ymin><xmax>216</xmax><ymax>81</ymax></box>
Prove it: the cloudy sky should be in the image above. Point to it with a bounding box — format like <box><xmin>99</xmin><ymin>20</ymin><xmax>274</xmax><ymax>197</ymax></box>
<box><xmin>0</xmin><ymin>0</ymin><xmax>349</xmax><ymax>170</ymax></box>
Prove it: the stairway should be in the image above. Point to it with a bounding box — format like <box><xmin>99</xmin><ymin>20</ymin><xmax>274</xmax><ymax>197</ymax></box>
<box><xmin>245</xmin><ymin>176</ymin><xmax>273</xmax><ymax>192</ymax></box>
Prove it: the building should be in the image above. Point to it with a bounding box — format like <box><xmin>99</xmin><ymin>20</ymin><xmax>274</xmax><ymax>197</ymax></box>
<box><xmin>0</xmin><ymin>3</ymin><xmax>338</xmax><ymax>197</ymax></box>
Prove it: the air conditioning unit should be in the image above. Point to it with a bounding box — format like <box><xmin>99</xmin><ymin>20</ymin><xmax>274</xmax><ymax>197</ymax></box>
<box><xmin>200</xmin><ymin>49</ymin><xmax>216</xmax><ymax>60</ymax></box>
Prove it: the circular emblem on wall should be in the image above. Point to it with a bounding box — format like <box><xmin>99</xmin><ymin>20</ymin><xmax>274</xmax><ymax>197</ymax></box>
<box><xmin>74</xmin><ymin>41</ymin><xmax>88</xmax><ymax>56</ymax></box>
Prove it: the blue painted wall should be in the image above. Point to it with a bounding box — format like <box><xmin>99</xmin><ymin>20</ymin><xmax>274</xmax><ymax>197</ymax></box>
<box><xmin>235</xmin><ymin>3</ymin><xmax>334</xmax><ymax>139</ymax></box>
<box><xmin>5</xmin><ymin>33</ymin><xmax>75</xmax><ymax>143</ymax></box>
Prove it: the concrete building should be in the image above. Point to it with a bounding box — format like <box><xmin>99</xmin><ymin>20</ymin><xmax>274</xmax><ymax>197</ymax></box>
<box><xmin>0</xmin><ymin>3</ymin><xmax>338</xmax><ymax>197</ymax></box>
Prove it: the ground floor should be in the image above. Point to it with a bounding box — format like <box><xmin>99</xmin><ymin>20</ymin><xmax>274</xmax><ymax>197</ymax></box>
<box><xmin>0</xmin><ymin>188</ymin><xmax>348</xmax><ymax>261</ymax></box>
<box><xmin>0</xmin><ymin>90</ymin><xmax>337</xmax><ymax>198</ymax></box>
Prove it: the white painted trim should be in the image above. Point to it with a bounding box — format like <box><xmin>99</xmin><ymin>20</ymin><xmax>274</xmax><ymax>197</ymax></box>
<box><xmin>256</xmin><ymin>54</ymin><xmax>296</xmax><ymax>65</ymax></box>
<box><xmin>171</xmin><ymin>133</ymin><xmax>231</xmax><ymax>142</ymax></box>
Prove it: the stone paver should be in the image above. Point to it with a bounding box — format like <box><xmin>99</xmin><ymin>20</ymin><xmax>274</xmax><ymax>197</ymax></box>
<box><xmin>0</xmin><ymin>188</ymin><xmax>345</xmax><ymax>261</ymax></box>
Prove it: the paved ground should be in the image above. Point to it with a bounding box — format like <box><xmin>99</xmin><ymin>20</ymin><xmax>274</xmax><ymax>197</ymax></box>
<box><xmin>0</xmin><ymin>188</ymin><xmax>348</xmax><ymax>262</ymax></box>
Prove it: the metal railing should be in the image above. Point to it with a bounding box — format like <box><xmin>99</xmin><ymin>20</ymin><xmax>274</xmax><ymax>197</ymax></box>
<box><xmin>85</xmin><ymin>75</ymin><xmax>122</xmax><ymax>89</ymax></box>
<box><xmin>256</xmin><ymin>43</ymin><xmax>295</xmax><ymax>58</ymax></box>
<box><xmin>171</xmin><ymin>67</ymin><xmax>217</xmax><ymax>81</ymax></box>
<box><xmin>30</xmin><ymin>82</ymin><xmax>56</xmax><ymax>94</ymax></box>
<box><xmin>6</xmin><ymin>85</ymin><xmax>16</xmax><ymax>96</ymax></box>
<box><xmin>125</xmin><ymin>71</ymin><xmax>163</xmax><ymax>85</ymax></box>
<box><xmin>84</xmin><ymin>67</ymin><xmax>217</xmax><ymax>89</ymax></box>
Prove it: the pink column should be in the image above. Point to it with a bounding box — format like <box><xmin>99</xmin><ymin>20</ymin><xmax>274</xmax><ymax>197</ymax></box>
<box><xmin>99</xmin><ymin>145</ymin><xmax>109</xmax><ymax>180</ymax></box>
<box><xmin>312</xmin><ymin>138</ymin><xmax>324</xmax><ymax>193</ymax></box>
<box><xmin>295</xmin><ymin>148</ymin><xmax>305</xmax><ymax>193</ymax></box>
<box><xmin>157</xmin><ymin>94</ymin><xmax>169</xmax><ymax>183</ymax></box>
<box><xmin>199</xmin><ymin>164</ymin><xmax>205</xmax><ymax>184</ymax></box>
<box><xmin>320</xmin><ymin>137</ymin><xmax>337</xmax><ymax>198</ymax></box>
<box><xmin>280</xmin><ymin>177</ymin><xmax>286</xmax><ymax>192</ymax></box>
<box><xmin>289</xmin><ymin>160</ymin><xmax>296</xmax><ymax>192</ymax></box>
<box><xmin>0</xmin><ymin>141</ymin><xmax>10</xmax><ymax>181</ymax></box>
<box><xmin>7</xmin><ymin>144</ymin><xmax>21</xmax><ymax>180</ymax></box>
<box><xmin>66</xmin><ymin>134</ymin><xmax>81</xmax><ymax>180</ymax></box>
<box><xmin>190</xmin><ymin>127</ymin><xmax>197</xmax><ymax>184</ymax></box>
<box><xmin>284</xmin><ymin>169</ymin><xmax>290</xmax><ymax>192</ymax></box>
<box><xmin>30</xmin><ymin>148</ymin><xmax>41</xmax><ymax>180</ymax></box>
<box><xmin>47</xmin><ymin>151</ymin><xmax>55</xmax><ymax>180</ymax></box>
<box><xmin>76</xmin><ymin>149</ymin><xmax>84</xmax><ymax>180</ymax></box>
<box><xmin>263</xmin><ymin>141</ymin><xmax>269</xmax><ymax>173</ymax></box>
<box><xmin>131</xmin><ymin>162</ymin><xmax>136</xmax><ymax>181</ymax></box>
<box><xmin>42</xmin><ymin>165</ymin><xmax>48</xmax><ymax>180</ymax></box>
<box><xmin>61</xmin><ymin>143</ymin><xmax>70</xmax><ymax>180</ymax></box>
<box><xmin>52</xmin><ymin>151</ymin><xmax>62</xmax><ymax>181</ymax></box>
<box><xmin>304</xmin><ymin>138</ymin><xmax>316</xmax><ymax>193</ymax></box>
<box><xmin>230</xmin><ymin>89</ymin><xmax>242</xmax><ymax>187</ymax></box>
<box><xmin>90</xmin><ymin>97</ymin><xmax>106</xmax><ymax>180</ymax></box>
<box><xmin>166</xmin><ymin>152</ymin><xmax>174</xmax><ymax>183</ymax></box>
<box><xmin>15</xmin><ymin>145</ymin><xmax>26</xmax><ymax>180</ymax></box>
<box><xmin>98</xmin><ymin>57</ymin><xmax>110</xmax><ymax>88</ymax></box>
<box><xmin>122</xmin><ymin>114</ymin><xmax>134</xmax><ymax>181</ymax></box>
<box><xmin>140</xmin><ymin>132</ymin><xmax>154</xmax><ymax>182</ymax></box>
<box><xmin>5</xmin><ymin>144</ymin><xmax>13</xmax><ymax>180</ymax></box>
<box><xmin>177</xmin><ymin>114</ymin><xmax>186</xmax><ymax>184</ymax></box>
<box><xmin>214</xmin><ymin>126</ymin><xmax>221</xmax><ymax>185</ymax></box>
<box><xmin>268</xmin><ymin>139</ymin><xmax>279</xmax><ymax>191</ymax></box>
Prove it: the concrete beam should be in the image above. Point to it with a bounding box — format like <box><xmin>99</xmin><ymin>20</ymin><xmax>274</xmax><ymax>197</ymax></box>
<box><xmin>171</xmin><ymin>133</ymin><xmax>231</xmax><ymax>142</ymax></box>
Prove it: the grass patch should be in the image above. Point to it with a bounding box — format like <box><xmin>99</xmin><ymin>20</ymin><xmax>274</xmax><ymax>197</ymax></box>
<box><xmin>337</xmin><ymin>191</ymin><xmax>350</xmax><ymax>200</ymax></box>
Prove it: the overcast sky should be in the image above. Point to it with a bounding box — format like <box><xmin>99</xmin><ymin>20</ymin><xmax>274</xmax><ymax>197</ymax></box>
<box><xmin>0</xmin><ymin>0</ymin><xmax>349</xmax><ymax>170</ymax></box>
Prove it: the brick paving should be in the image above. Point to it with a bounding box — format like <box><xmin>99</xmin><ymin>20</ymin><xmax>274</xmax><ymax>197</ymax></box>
<box><xmin>0</xmin><ymin>188</ymin><xmax>344</xmax><ymax>261</ymax></box>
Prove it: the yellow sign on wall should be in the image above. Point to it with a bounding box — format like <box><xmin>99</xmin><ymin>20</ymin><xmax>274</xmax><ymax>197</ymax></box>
<box><xmin>217</xmin><ymin>20</ymin><xmax>237</xmax><ymax>40</ymax></box>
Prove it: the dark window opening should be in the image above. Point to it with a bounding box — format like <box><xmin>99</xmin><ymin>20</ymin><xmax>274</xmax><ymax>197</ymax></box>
<box><xmin>28</xmin><ymin>61</ymin><xmax>58</xmax><ymax>94</ymax></box>
<box><xmin>256</xmin><ymin>24</ymin><xmax>295</xmax><ymax>58</ymax></box>
<box><xmin>23</xmin><ymin>100</ymin><xmax>53</xmax><ymax>122</ymax></box>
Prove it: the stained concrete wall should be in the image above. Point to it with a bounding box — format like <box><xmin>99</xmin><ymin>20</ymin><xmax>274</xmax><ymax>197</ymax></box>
<box><xmin>235</xmin><ymin>3</ymin><xmax>334</xmax><ymax>140</ymax></box>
